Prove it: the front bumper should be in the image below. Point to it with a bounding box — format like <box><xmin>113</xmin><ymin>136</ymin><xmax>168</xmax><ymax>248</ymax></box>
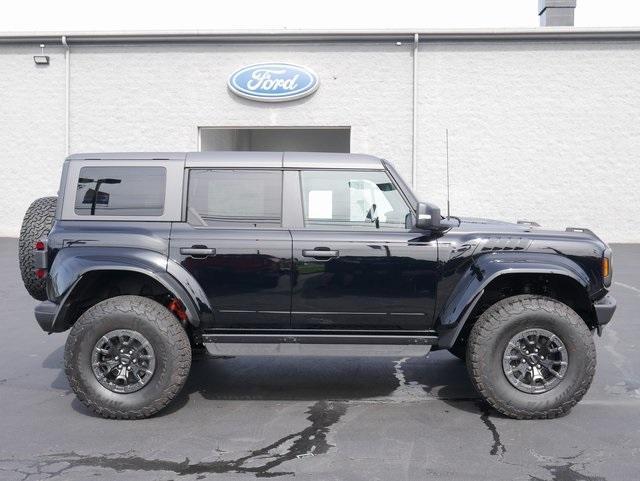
<box><xmin>34</xmin><ymin>301</ymin><xmax>57</xmax><ymax>332</ymax></box>
<box><xmin>594</xmin><ymin>294</ymin><xmax>616</xmax><ymax>326</ymax></box>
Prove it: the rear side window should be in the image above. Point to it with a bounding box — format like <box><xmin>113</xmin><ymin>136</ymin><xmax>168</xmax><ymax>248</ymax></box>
<box><xmin>74</xmin><ymin>166</ymin><xmax>166</xmax><ymax>216</ymax></box>
<box><xmin>187</xmin><ymin>169</ymin><xmax>282</xmax><ymax>227</ymax></box>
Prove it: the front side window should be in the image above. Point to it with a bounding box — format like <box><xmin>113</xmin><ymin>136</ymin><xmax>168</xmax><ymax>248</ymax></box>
<box><xmin>301</xmin><ymin>170</ymin><xmax>411</xmax><ymax>230</ymax></box>
<box><xmin>74</xmin><ymin>166</ymin><xmax>166</xmax><ymax>216</ymax></box>
<box><xmin>187</xmin><ymin>169</ymin><xmax>282</xmax><ymax>227</ymax></box>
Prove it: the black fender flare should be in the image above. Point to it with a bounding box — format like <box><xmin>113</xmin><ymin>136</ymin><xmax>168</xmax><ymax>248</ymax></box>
<box><xmin>436</xmin><ymin>252</ymin><xmax>591</xmax><ymax>349</ymax></box>
<box><xmin>47</xmin><ymin>247</ymin><xmax>212</xmax><ymax>332</ymax></box>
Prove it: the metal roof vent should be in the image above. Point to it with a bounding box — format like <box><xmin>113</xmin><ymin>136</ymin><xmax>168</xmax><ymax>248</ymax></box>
<box><xmin>539</xmin><ymin>0</ymin><xmax>577</xmax><ymax>26</ymax></box>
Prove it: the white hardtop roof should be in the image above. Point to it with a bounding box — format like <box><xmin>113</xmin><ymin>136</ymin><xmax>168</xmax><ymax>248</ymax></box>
<box><xmin>66</xmin><ymin>151</ymin><xmax>385</xmax><ymax>170</ymax></box>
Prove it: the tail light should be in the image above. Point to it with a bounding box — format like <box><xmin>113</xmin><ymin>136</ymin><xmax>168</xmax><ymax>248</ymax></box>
<box><xmin>34</xmin><ymin>239</ymin><xmax>48</xmax><ymax>279</ymax></box>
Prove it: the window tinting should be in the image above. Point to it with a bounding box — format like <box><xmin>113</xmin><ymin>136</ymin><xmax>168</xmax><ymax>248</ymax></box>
<box><xmin>187</xmin><ymin>169</ymin><xmax>282</xmax><ymax>227</ymax></box>
<box><xmin>74</xmin><ymin>166</ymin><xmax>166</xmax><ymax>216</ymax></box>
<box><xmin>301</xmin><ymin>170</ymin><xmax>411</xmax><ymax>230</ymax></box>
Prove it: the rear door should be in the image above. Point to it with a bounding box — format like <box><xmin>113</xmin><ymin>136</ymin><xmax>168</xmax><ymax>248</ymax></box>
<box><xmin>287</xmin><ymin>167</ymin><xmax>439</xmax><ymax>331</ymax></box>
<box><xmin>169</xmin><ymin>166</ymin><xmax>292</xmax><ymax>330</ymax></box>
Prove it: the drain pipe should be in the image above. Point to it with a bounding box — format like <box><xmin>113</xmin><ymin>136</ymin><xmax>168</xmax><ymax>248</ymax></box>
<box><xmin>411</xmin><ymin>33</ymin><xmax>419</xmax><ymax>191</ymax></box>
<box><xmin>61</xmin><ymin>35</ymin><xmax>70</xmax><ymax>155</ymax></box>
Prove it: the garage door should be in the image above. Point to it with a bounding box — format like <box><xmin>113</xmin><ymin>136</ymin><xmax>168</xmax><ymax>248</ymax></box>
<box><xmin>199</xmin><ymin>127</ymin><xmax>350</xmax><ymax>153</ymax></box>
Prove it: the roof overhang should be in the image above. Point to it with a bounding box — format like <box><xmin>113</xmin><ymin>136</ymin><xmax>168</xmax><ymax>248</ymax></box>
<box><xmin>1</xmin><ymin>27</ymin><xmax>640</xmax><ymax>45</ymax></box>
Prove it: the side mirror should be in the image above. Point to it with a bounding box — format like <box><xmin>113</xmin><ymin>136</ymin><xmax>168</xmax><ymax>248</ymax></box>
<box><xmin>415</xmin><ymin>202</ymin><xmax>442</xmax><ymax>230</ymax></box>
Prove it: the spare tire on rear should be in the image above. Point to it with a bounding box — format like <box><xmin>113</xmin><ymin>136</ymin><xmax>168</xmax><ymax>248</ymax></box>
<box><xmin>19</xmin><ymin>196</ymin><xmax>57</xmax><ymax>300</ymax></box>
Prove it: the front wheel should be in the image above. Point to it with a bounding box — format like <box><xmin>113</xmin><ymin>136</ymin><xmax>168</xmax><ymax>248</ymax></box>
<box><xmin>64</xmin><ymin>295</ymin><xmax>192</xmax><ymax>419</ymax></box>
<box><xmin>467</xmin><ymin>295</ymin><xmax>596</xmax><ymax>419</ymax></box>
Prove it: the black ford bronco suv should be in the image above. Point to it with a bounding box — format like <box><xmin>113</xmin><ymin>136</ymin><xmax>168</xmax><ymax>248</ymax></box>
<box><xmin>19</xmin><ymin>152</ymin><xmax>616</xmax><ymax>419</ymax></box>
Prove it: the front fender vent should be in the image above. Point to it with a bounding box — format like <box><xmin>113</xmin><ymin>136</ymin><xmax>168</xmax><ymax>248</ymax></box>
<box><xmin>479</xmin><ymin>237</ymin><xmax>531</xmax><ymax>252</ymax></box>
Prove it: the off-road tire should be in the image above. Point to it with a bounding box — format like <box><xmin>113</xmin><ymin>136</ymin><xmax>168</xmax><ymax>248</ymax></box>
<box><xmin>64</xmin><ymin>295</ymin><xmax>192</xmax><ymax>419</ymax></box>
<box><xmin>467</xmin><ymin>295</ymin><xmax>596</xmax><ymax>419</ymax></box>
<box><xmin>18</xmin><ymin>196</ymin><xmax>57</xmax><ymax>300</ymax></box>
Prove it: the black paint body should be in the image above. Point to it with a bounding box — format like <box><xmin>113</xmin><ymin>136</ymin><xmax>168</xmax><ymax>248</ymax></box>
<box><xmin>39</xmin><ymin>152</ymin><xmax>615</xmax><ymax>347</ymax></box>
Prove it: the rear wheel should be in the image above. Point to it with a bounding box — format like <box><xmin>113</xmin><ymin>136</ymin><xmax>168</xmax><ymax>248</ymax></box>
<box><xmin>18</xmin><ymin>196</ymin><xmax>57</xmax><ymax>300</ymax></box>
<box><xmin>64</xmin><ymin>295</ymin><xmax>191</xmax><ymax>419</ymax></box>
<box><xmin>467</xmin><ymin>294</ymin><xmax>596</xmax><ymax>419</ymax></box>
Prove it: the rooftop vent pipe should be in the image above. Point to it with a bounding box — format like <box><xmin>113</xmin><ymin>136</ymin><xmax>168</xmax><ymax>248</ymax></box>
<box><xmin>539</xmin><ymin>0</ymin><xmax>576</xmax><ymax>26</ymax></box>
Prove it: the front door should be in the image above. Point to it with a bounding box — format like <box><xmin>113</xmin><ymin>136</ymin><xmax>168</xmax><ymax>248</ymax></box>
<box><xmin>169</xmin><ymin>168</ymin><xmax>292</xmax><ymax>330</ymax></box>
<box><xmin>290</xmin><ymin>168</ymin><xmax>439</xmax><ymax>331</ymax></box>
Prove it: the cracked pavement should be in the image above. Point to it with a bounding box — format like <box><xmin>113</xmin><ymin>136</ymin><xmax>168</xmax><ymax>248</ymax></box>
<box><xmin>0</xmin><ymin>238</ymin><xmax>638</xmax><ymax>480</ymax></box>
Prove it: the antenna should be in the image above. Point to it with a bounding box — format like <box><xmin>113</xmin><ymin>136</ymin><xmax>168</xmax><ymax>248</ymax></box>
<box><xmin>446</xmin><ymin>128</ymin><xmax>451</xmax><ymax>218</ymax></box>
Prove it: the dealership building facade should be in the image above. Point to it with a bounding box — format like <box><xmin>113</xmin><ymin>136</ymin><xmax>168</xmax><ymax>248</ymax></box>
<box><xmin>1</xmin><ymin>27</ymin><xmax>639</xmax><ymax>241</ymax></box>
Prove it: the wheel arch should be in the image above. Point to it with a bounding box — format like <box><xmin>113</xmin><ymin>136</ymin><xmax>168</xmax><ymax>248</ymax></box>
<box><xmin>437</xmin><ymin>254</ymin><xmax>596</xmax><ymax>349</ymax></box>
<box><xmin>47</xmin><ymin>247</ymin><xmax>212</xmax><ymax>333</ymax></box>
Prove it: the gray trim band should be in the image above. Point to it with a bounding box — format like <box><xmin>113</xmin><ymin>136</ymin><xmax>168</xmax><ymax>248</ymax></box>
<box><xmin>2</xmin><ymin>28</ymin><xmax>640</xmax><ymax>45</ymax></box>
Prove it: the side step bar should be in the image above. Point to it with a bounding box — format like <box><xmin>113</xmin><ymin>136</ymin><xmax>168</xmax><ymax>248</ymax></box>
<box><xmin>201</xmin><ymin>333</ymin><xmax>437</xmax><ymax>357</ymax></box>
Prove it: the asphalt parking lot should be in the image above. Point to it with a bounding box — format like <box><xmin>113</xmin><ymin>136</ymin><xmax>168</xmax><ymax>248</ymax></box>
<box><xmin>0</xmin><ymin>237</ymin><xmax>638</xmax><ymax>481</ymax></box>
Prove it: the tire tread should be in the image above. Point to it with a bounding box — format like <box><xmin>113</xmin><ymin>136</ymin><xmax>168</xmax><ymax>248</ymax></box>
<box><xmin>18</xmin><ymin>196</ymin><xmax>57</xmax><ymax>300</ymax></box>
<box><xmin>64</xmin><ymin>295</ymin><xmax>191</xmax><ymax>419</ymax></box>
<box><xmin>466</xmin><ymin>294</ymin><xmax>596</xmax><ymax>420</ymax></box>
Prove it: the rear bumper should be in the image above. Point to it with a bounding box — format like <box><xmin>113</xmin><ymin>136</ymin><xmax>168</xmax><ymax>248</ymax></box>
<box><xmin>34</xmin><ymin>301</ymin><xmax>57</xmax><ymax>332</ymax></box>
<box><xmin>594</xmin><ymin>294</ymin><xmax>616</xmax><ymax>326</ymax></box>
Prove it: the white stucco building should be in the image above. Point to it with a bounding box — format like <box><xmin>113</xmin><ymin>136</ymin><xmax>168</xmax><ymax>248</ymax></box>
<box><xmin>1</xmin><ymin>27</ymin><xmax>639</xmax><ymax>240</ymax></box>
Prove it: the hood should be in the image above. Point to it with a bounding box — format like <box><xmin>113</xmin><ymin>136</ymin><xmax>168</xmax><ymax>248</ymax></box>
<box><xmin>449</xmin><ymin>216</ymin><xmax>606</xmax><ymax>248</ymax></box>
<box><xmin>453</xmin><ymin>216</ymin><xmax>531</xmax><ymax>232</ymax></box>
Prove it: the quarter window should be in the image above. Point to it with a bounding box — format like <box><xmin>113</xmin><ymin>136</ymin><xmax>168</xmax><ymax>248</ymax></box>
<box><xmin>187</xmin><ymin>169</ymin><xmax>282</xmax><ymax>227</ymax></box>
<box><xmin>300</xmin><ymin>170</ymin><xmax>411</xmax><ymax>229</ymax></box>
<box><xmin>74</xmin><ymin>166</ymin><xmax>166</xmax><ymax>216</ymax></box>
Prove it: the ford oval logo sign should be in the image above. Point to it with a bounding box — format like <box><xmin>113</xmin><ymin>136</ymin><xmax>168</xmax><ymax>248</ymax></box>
<box><xmin>228</xmin><ymin>63</ymin><xmax>319</xmax><ymax>102</ymax></box>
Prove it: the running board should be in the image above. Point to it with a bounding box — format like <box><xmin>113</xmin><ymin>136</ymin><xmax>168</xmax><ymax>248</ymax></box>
<box><xmin>201</xmin><ymin>334</ymin><xmax>437</xmax><ymax>357</ymax></box>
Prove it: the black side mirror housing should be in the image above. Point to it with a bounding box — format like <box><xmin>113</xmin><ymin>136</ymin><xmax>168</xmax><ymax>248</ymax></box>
<box><xmin>416</xmin><ymin>202</ymin><xmax>442</xmax><ymax>230</ymax></box>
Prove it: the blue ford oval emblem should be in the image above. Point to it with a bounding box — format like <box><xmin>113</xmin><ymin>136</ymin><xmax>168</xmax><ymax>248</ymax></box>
<box><xmin>228</xmin><ymin>63</ymin><xmax>319</xmax><ymax>102</ymax></box>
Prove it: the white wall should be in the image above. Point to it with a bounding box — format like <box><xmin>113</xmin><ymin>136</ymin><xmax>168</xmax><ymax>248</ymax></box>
<box><xmin>68</xmin><ymin>42</ymin><xmax>414</xmax><ymax>167</ymax></box>
<box><xmin>417</xmin><ymin>41</ymin><xmax>640</xmax><ymax>241</ymax></box>
<box><xmin>0</xmin><ymin>45</ymin><xmax>66</xmax><ymax>235</ymax></box>
<box><xmin>0</xmin><ymin>38</ymin><xmax>638</xmax><ymax>241</ymax></box>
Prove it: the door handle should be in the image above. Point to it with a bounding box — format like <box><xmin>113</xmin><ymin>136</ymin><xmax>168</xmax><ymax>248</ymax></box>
<box><xmin>180</xmin><ymin>246</ymin><xmax>216</xmax><ymax>258</ymax></box>
<box><xmin>302</xmin><ymin>249</ymin><xmax>339</xmax><ymax>259</ymax></box>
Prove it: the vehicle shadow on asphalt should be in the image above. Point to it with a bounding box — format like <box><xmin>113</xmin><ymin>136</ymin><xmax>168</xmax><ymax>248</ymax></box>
<box><xmin>43</xmin><ymin>345</ymin><xmax>486</xmax><ymax>419</ymax></box>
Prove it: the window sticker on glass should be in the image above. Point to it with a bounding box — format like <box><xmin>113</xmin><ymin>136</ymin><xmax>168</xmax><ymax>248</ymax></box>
<box><xmin>308</xmin><ymin>191</ymin><xmax>333</xmax><ymax>219</ymax></box>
